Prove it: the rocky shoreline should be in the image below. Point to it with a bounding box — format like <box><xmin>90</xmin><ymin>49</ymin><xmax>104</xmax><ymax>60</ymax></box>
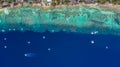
<box><xmin>0</xmin><ymin>3</ymin><xmax>120</xmax><ymax>13</ymax></box>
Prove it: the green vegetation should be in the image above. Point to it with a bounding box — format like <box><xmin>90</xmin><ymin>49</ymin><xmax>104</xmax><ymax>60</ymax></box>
<box><xmin>112</xmin><ymin>0</ymin><xmax>120</xmax><ymax>4</ymax></box>
<box><xmin>51</xmin><ymin>1</ymin><xmax>56</xmax><ymax>6</ymax></box>
<box><xmin>96</xmin><ymin>0</ymin><xmax>120</xmax><ymax>4</ymax></box>
<box><xmin>64</xmin><ymin>0</ymin><xmax>70</xmax><ymax>5</ymax></box>
<box><xmin>55</xmin><ymin>0</ymin><xmax>60</xmax><ymax>5</ymax></box>
<box><xmin>0</xmin><ymin>0</ymin><xmax>3</xmax><ymax>4</ymax></box>
<box><xmin>6</xmin><ymin>0</ymin><xmax>12</xmax><ymax>3</ymax></box>
<box><xmin>1</xmin><ymin>0</ymin><xmax>120</xmax><ymax>5</ymax></box>
<box><xmin>29</xmin><ymin>2</ymin><xmax>33</xmax><ymax>6</ymax></box>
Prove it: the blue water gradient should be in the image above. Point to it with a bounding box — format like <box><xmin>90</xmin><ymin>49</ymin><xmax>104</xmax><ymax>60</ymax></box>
<box><xmin>0</xmin><ymin>31</ymin><xmax>120</xmax><ymax>67</ymax></box>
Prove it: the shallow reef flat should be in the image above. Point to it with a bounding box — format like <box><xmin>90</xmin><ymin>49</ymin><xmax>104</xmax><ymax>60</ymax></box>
<box><xmin>0</xmin><ymin>6</ymin><xmax>120</xmax><ymax>35</ymax></box>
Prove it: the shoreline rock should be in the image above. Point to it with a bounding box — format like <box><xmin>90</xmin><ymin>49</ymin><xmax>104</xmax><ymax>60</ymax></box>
<box><xmin>0</xmin><ymin>3</ymin><xmax>120</xmax><ymax>13</ymax></box>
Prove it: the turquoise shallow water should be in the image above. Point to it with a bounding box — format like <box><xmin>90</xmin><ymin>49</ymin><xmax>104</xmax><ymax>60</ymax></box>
<box><xmin>0</xmin><ymin>6</ymin><xmax>120</xmax><ymax>35</ymax></box>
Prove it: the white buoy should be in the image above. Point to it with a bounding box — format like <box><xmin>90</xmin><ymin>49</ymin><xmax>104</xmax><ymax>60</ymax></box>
<box><xmin>91</xmin><ymin>40</ymin><xmax>95</xmax><ymax>44</ymax></box>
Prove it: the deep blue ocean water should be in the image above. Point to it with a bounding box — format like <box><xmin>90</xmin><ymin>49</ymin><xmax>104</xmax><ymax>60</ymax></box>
<box><xmin>0</xmin><ymin>31</ymin><xmax>120</xmax><ymax>67</ymax></box>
